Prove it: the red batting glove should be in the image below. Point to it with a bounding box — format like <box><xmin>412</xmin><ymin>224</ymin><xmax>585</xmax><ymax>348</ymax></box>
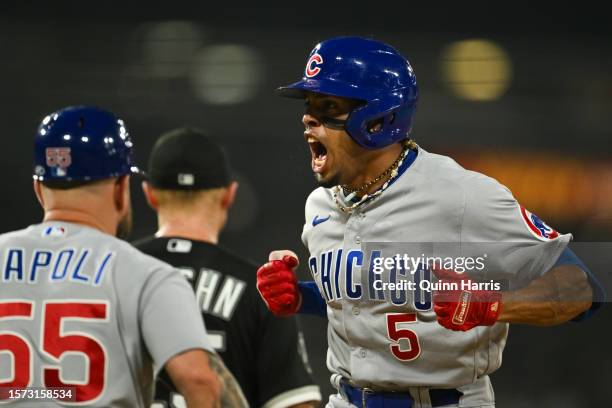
<box><xmin>432</xmin><ymin>268</ymin><xmax>502</xmax><ymax>331</ymax></box>
<box><xmin>256</xmin><ymin>255</ymin><xmax>301</xmax><ymax>317</ymax></box>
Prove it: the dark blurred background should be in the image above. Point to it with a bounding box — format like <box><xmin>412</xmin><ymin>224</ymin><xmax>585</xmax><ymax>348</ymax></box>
<box><xmin>1</xmin><ymin>2</ymin><xmax>611</xmax><ymax>407</ymax></box>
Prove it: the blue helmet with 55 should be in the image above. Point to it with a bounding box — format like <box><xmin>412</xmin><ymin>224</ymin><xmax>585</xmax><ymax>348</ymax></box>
<box><xmin>33</xmin><ymin>106</ymin><xmax>142</xmax><ymax>183</ymax></box>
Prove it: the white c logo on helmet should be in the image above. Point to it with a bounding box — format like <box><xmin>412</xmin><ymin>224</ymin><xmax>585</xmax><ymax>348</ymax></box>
<box><xmin>305</xmin><ymin>53</ymin><xmax>324</xmax><ymax>78</ymax></box>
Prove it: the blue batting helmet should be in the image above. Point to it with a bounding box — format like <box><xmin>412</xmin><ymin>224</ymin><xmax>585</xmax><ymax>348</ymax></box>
<box><xmin>33</xmin><ymin>106</ymin><xmax>141</xmax><ymax>182</ymax></box>
<box><xmin>277</xmin><ymin>36</ymin><xmax>418</xmax><ymax>149</ymax></box>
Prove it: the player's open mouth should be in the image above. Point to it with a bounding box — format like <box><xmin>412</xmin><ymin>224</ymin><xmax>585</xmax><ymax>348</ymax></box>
<box><xmin>307</xmin><ymin>136</ymin><xmax>328</xmax><ymax>173</ymax></box>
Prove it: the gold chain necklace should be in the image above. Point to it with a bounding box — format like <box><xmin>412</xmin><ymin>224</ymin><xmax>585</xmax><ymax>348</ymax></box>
<box><xmin>341</xmin><ymin>147</ymin><xmax>406</xmax><ymax>195</ymax></box>
<box><xmin>332</xmin><ymin>140</ymin><xmax>417</xmax><ymax>214</ymax></box>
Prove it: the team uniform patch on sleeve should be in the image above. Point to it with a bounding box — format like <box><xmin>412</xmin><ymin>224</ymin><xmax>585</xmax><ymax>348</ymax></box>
<box><xmin>519</xmin><ymin>206</ymin><xmax>559</xmax><ymax>241</ymax></box>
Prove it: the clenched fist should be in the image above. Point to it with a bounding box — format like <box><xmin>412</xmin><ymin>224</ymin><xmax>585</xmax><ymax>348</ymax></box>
<box><xmin>433</xmin><ymin>268</ymin><xmax>503</xmax><ymax>331</ymax></box>
<box><xmin>256</xmin><ymin>250</ymin><xmax>301</xmax><ymax>317</ymax></box>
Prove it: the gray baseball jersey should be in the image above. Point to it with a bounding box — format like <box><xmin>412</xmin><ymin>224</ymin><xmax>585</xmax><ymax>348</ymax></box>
<box><xmin>0</xmin><ymin>222</ymin><xmax>212</xmax><ymax>407</ymax></box>
<box><xmin>301</xmin><ymin>147</ymin><xmax>570</xmax><ymax>399</ymax></box>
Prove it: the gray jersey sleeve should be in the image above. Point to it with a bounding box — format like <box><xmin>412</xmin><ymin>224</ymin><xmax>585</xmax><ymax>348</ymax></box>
<box><xmin>140</xmin><ymin>267</ymin><xmax>213</xmax><ymax>375</ymax></box>
<box><xmin>460</xmin><ymin>174</ymin><xmax>571</xmax><ymax>286</ymax></box>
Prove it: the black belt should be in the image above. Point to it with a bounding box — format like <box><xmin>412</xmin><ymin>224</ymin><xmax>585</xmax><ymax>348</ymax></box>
<box><xmin>340</xmin><ymin>381</ymin><xmax>462</xmax><ymax>408</ymax></box>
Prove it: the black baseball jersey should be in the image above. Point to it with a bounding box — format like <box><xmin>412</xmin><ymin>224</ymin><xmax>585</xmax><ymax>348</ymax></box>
<box><xmin>134</xmin><ymin>236</ymin><xmax>321</xmax><ymax>408</ymax></box>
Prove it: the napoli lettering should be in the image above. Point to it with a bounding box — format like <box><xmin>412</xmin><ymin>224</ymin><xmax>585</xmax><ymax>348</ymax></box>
<box><xmin>1</xmin><ymin>247</ymin><xmax>113</xmax><ymax>286</ymax></box>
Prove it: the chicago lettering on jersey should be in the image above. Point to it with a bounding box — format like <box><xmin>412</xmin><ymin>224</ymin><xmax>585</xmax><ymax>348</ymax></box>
<box><xmin>1</xmin><ymin>247</ymin><xmax>113</xmax><ymax>286</ymax></box>
<box><xmin>308</xmin><ymin>249</ymin><xmax>432</xmax><ymax>309</ymax></box>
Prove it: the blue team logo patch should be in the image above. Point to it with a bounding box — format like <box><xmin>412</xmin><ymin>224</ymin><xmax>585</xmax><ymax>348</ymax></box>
<box><xmin>519</xmin><ymin>207</ymin><xmax>559</xmax><ymax>241</ymax></box>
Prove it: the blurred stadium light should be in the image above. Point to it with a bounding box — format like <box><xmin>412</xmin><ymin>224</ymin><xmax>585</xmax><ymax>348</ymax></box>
<box><xmin>440</xmin><ymin>39</ymin><xmax>512</xmax><ymax>101</ymax></box>
<box><xmin>139</xmin><ymin>20</ymin><xmax>204</xmax><ymax>79</ymax></box>
<box><xmin>452</xmin><ymin>149</ymin><xmax>612</xmax><ymax>224</ymax></box>
<box><xmin>190</xmin><ymin>44</ymin><xmax>263</xmax><ymax>105</ymax></box>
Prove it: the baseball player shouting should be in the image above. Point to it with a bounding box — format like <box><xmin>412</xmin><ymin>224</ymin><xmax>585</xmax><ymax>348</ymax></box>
<box><xmin>0</xmin><ymin>106</ymin><xmax>222</xmax><ymax>407</ymax></box>
<box><xmin>256</xmin><ymin>37</ymin><xmax>604</xmax><ymax>408</ymax></box>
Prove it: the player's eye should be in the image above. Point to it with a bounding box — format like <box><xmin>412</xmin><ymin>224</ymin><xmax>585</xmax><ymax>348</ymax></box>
<box><xmin>323</xmin><ymin>101</ymin><xmax>337</xmax><ymax>110</ymax></box>
<box><xmin>318</xmin><ymin>101</ymin><xmax>340</xmax><ymax>116</ymax></box>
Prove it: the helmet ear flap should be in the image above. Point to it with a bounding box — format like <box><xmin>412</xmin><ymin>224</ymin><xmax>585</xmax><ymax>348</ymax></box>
<box><xmin>346</xmin><ymin>93</ymin><xmax>415</xmax><ymax>149</ymax></box>
<box><xmin>366</xmin><ymin>112</ymin><xmax>396</xmax><ymax>134</ymax></box>
<box><xmin>366</xmin><ymin>117</ymin><xmax>385</xmax><ymax>134</ymax></box>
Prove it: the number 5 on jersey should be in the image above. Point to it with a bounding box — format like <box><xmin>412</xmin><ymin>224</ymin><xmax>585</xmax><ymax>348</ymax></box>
<box><xmin>386</xmin><ymin>313</ymin><xmax>421</xmax><ymax>361</ymax></box>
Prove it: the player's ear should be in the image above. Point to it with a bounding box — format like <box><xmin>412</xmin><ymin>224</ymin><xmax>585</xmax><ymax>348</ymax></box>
<box><xmin>114</xmin><ymin>176</ymin><xmax>130</xmax><ymax>213</ymax></box>
<box><xmin>221</xmin><ymin>181</ymin><xmax>238</xmax><ymax>210</ymax></box>
<box><xmin>33</xmin><ymin>180</ymin><xmax>45</xmax><ymax>208</ymax></box>
<box><xmin>141</xmin><ymin>181</ymin><xmax>159</xmax><ymax>210</ymax></box>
